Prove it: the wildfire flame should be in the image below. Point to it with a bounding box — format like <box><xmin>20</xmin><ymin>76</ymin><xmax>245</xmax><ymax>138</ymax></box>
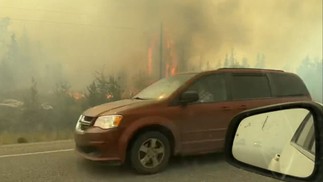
<box><xmin>106</xmin><ymin>94</ymin><xmax>113</xmax><ymax>99</ymax></box>
<box><xmin>165</xmin><ymin>28</ymin><xmax>177</xmax><ymax>76</ymax></box>
<box><xmin>68</xmin><ymin>91</ymin><xmax>85</xmax><ymax>100</ymax></box>
<box><xmin>166</xmin><ymin>63</ymin><xmax>170</xmax><ymax>77</ymax></box>
<box><xmin>147</xmin><ymin>47</ymin><xmax>153</xmax><ymax>75</ymax></box>
<box><xmin>171</xmin><ymin>66</ymin><xmax>176</xmax><ymax>76</ymax></box>
<box><xmin>146</xmin><ymin>25</ymin><xmax>178</xmax><ymax>78</ymax></box>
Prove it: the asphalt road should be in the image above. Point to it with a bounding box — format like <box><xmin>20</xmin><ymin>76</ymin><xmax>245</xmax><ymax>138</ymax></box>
<box><xmin>0</xmin><ymin>140</ymin><xmax>279</xmax><ymax>182</ymax></box>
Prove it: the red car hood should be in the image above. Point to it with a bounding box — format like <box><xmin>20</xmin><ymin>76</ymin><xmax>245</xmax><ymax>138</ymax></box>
<box><xmin>82</xmin><ymin>99</ymin><xmax>154</xmax><ymax>117</ymax></box>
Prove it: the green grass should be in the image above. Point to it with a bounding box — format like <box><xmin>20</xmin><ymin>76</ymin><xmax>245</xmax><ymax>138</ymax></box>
<box><xmin>0</xmin><ymin>131</ymin><xmax>74</xmax><ymax>145</ymax></box>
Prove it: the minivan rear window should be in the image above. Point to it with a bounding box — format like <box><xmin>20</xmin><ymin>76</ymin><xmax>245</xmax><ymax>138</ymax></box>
<box><xmin>231</xmin><ymin>74</ymin><xmax>271</xmax><ymax>100</ymax></box>
<box><xmin>270</xmin><ymin>73</ymin><xmax>309</xmax><ymax>97</ymax></box>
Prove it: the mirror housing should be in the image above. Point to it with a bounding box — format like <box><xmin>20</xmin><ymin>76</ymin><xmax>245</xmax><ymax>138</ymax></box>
<box><xmin>179</xmin><ymin>90</ymin><xmax>199</xmax><ymax>104</ymax></box>
<box><xmin>225</xmin><ymin>101</ymin><xmax>323</xmax><ymax>182</ymax></box>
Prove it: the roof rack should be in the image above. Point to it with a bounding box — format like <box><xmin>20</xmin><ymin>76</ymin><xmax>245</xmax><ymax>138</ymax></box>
<box><xmin>216</xmin><ymin>67</ymin><xmax>284</xmax><ymax>72</ymax></box>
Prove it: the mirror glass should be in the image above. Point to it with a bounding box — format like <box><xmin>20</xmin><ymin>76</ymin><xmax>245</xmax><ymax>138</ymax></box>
<box><xmin>232</xmin><ymin>108</ymin><xmax>315</xmax><ymax>178</ymax></box>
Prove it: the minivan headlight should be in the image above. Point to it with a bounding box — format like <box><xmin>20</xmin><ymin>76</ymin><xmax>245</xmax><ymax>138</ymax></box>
<box><xmin>94</xmin><ymin>115</ymin><xmax>123</xmax><ymax>129</ymax></box>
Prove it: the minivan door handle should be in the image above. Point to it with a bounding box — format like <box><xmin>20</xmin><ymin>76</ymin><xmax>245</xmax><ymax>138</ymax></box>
<box><xmin>239</xmin><ymin>105</ymin><xmax>247</xmax><ymax>109</ymax></box>
<box><xmin>222</xmin><ymin>106</ymin><xmax>231</xmax><ymax>110</ymax></box>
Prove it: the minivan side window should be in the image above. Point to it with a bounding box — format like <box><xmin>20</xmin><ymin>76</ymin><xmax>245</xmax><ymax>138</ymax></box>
<box><xmin>231</xmin><ymin>74</ymin><xmax>271</xmax><ymax>100</ymax></box>
<box><xmin>186</xmin><ymin>74</ymin><xmax>227</xmax><ymax>103</ymax></box>
<box><xmin>269</xmin><ymin>73</ymin><xmax>309</xmax><ymax>97</ymax></box>
<box><xmin>291</xmin><ymin>113</ymin><xmax>315</xmax><ymax>160</ymax></box>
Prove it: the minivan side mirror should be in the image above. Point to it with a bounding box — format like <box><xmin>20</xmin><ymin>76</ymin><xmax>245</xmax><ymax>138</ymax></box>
<box><xmin>179</xmin><ymin>90</ymin><xmax>199</xmax><ymax>104</ymax></box>
<box><xmin>225</xmin><ymin>101</ymin><xmax>323</xmax><ymax>182</ymax></box>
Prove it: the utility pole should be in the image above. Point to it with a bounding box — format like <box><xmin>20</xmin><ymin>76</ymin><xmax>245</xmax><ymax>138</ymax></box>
<box><xmin>159</xmin><ymin>22</ymin><xmax>163</xmax><ymax>79</ymax></box>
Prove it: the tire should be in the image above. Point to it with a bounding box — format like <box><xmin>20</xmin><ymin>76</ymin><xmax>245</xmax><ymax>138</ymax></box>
<box><xmin>130</xmin><ymin>131</ymin><xmax>171</xmax><ymax>174</ymax></box>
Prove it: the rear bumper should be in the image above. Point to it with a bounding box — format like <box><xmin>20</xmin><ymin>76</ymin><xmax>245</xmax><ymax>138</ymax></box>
<box><xmin>74</xmin><ymin>127</ymin><xmax>123</xmax><ymax>162</ymax></box>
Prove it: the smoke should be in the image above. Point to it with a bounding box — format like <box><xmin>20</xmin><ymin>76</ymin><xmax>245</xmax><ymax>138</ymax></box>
<box><xmin>0</xmin><ymin>0</ymin><xmax>321</xmax><ymax>91</ymax></box>
<box><xmin>158</xmin><ymin>0</ymin><xmax>250</xmax><ymax>71</ymax></box>
<box><xmin>82</xmin><ymin>0</ymin><xmax>322</xmax><ymax>72</ymax></box>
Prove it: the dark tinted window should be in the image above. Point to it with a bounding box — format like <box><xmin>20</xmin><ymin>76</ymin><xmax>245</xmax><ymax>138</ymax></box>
<box><xmin>270</xmin><ymin>73</ymin><xmax>309</xmax><ymax>97</ymax></box>
<box><xmin>291</xmin><ymin>113</ymin><xmax>315</xmax><ymax>157</ymax></box>
<box><xmin>295</xmin><ymin>115</ymin><xmax>314</xmax><ymax>151</ymax></box>
<box><xmin>187</xmin><ymin>74</ymin><xmax>227</xmax><ymax>103</ymax></box>
<box><xmin>231</xmin><ymin>74</ymin><xmax>271</xmax><ymax>100</ymax></box>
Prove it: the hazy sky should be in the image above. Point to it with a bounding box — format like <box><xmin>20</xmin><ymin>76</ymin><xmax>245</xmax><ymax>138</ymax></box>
<box><xmin>0</xmin><ymin>0</ymin><xmax>322</xmax><ymax>89</ymax></box>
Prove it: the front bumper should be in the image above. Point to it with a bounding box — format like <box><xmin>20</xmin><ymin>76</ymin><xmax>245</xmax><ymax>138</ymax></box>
<box><xmin>74</xmin><ymin>127</ymin><xmax>123</xmax><ymax>162</ymax></box>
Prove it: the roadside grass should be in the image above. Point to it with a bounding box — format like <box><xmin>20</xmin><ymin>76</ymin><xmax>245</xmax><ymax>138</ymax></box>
<box><xmin>0</xmin><ymin>131</ymin><xmax>73</xmax><ymax>145</ymax></box>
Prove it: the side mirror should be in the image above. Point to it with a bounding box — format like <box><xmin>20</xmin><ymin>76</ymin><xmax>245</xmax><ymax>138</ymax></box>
<box><xmin>179</xmin><ymin>90</ymin><xmax>199</xmax><ymax>104</ymax></box>
<box><xmin>225</xmin><ymin>101</ymin><xmax>323</xmax><ymax>182</ymax></box>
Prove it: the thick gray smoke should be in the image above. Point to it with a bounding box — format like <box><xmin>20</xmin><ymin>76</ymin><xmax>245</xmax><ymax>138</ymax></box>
<box><xmin>0</xmin><ymin>0</ymin><xmax>321</xmax><ymax>92</ymax></box>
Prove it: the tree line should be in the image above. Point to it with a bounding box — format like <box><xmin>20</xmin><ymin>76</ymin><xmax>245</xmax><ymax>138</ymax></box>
<box><xmin>0</xmin><ymin>17</ymin><xmax>321</xmax><ymax>144</ymax></box>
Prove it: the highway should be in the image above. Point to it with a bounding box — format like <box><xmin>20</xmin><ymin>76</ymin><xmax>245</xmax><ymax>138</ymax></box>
<box><xmin>0</xmin><ymin>140</ymin><xmax>278</xmax><ymax>182</ymax></box>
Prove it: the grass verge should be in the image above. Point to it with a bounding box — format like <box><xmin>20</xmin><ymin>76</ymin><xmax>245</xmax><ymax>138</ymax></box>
<box><xmin>0</xmin><ymin>131</ymin><xmax>73</xmax><ymax>145</ymax></box>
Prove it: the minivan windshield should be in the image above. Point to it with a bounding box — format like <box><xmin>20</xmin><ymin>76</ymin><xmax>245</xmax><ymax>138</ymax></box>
<box><xmin>133</xmin><ymin>73</ymin><xmax>196</xmax><ymax>100</ymax></box>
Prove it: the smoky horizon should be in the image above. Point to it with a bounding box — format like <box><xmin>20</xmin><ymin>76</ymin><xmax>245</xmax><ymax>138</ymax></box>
<box><xmin>0</xmin><ymin>0</ymin><xmax>322</xmax><ymax>98</ymax></box>
<box><xmin>0</xmin><ymin>1</ymin><xmax>322</xmax><ymax>181</ymax></box>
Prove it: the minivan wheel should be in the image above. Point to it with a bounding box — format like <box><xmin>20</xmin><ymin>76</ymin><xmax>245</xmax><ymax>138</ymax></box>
<box><xmin>130</xmin><ymin>131</ymin><xmax>171</xmax><ymax>174</ymax></box>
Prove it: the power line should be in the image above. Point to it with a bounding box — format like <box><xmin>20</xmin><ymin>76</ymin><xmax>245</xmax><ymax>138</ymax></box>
<box><xmin>1</xmin><ymin>17</ymin><xmax>136</xmax><ymax>30</ymax></box>
<box><xmin>0</xmin><ymin>6</ymin><xmax>89</xmax><ymax>16</ymax></box>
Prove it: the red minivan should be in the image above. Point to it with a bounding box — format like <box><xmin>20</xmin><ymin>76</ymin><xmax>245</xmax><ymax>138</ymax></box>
<box><xmin>74</xmin><ymin>68</ymin><xmax>311</xmax><ymax>174</ymax></box>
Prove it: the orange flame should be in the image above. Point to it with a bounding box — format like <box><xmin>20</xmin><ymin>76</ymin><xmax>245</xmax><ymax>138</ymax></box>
<box><xmin>147</xmin><ymin>47</ymin><xmax>153</xmax><ymax>75</ymax></box>
<box><xmin>68</xmin><ymin>91</ymin><xmax>85</xmax><ymax>100</ymax></box>
<box><xmin>147</xmin><ymin>25</ymin><xmax>178</xmax><ymax>78</ymax></box>
<box><xmin>106</xmin><ymin>94</ymin><xmax>113</xmax><ymax>99</ymax></box>
<box><xmin>166</xmin><ymin>63</ymin><xmax>170</xmax><ymax>77</ymax></box>
<box><xmin>164</xmin><ymin>30</ymin><xmax>177</xmax><ymax>76</ymax></box>
<box><xmin>171</xmin><ymin>65</ymin><xmax>177</xmax><ymax>76</ymax></box>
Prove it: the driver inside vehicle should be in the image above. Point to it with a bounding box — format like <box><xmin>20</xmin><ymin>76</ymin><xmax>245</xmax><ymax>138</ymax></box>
<box><xmin>197</xmin><ymin>82</ymin><xmax>214</xmax><ymax>103</ymax></box>
<box><xmin>187</xmin><ymin>78</ymin><xmax>215</xmax><ymax>103</ymax></box>
<box><xmin>187</xmin><ymin>75</ymin><xmax>228</xmax><ymax>103</ymax></box>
